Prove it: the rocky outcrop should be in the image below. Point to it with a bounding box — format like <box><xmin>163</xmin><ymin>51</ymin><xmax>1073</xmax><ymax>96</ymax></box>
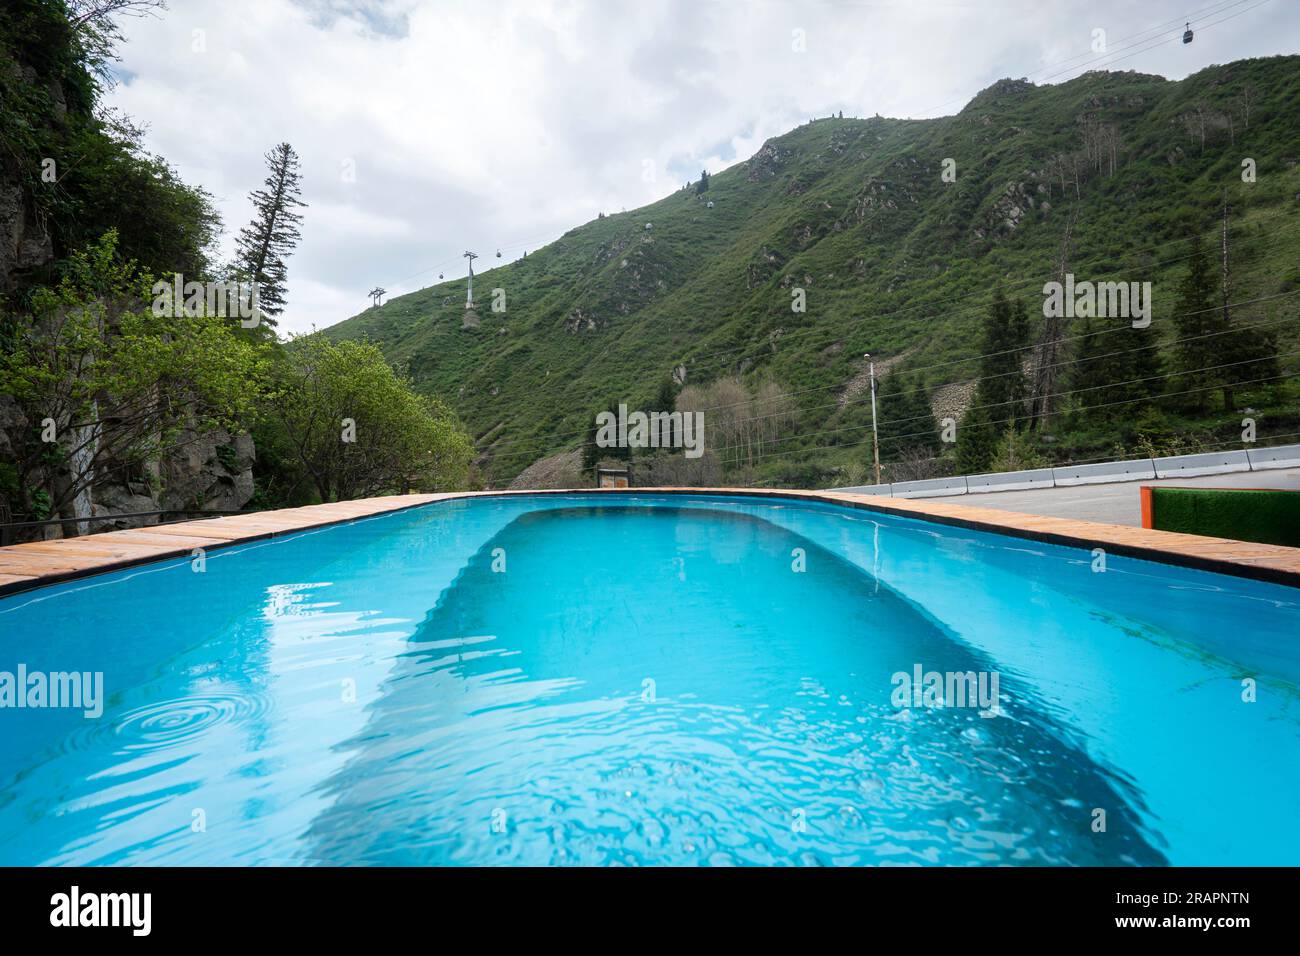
<box><xmin>159</xmin><ymin>428</ymin><xmax>255</xmax><ymax>512</ymax></box>
<box><xmin>974</xmin><ymin>180</ymin><xmax>1036</xmax><ymax>240</ymax></box>
<box><xmin>564</xmin><ymin>307</ymin><xmax>601</xmax><ymax>333</ymax></box>
<box><xmin>506</xmin><ymin>448</ymin><xmax>584</xmax><ymax>489</ymax></box>
<box><xmin>744</xmin><ymin>141</ymin><xmax>790</xmax><ymax>182</ymax></box>
<box><xmin>0</xmin><ymin>180</ymin><xmax>53</xmax><ymax>291</ymax></box>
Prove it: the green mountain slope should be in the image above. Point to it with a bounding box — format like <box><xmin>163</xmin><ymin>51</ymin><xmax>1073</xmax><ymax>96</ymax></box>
<box><xmin>325</xmin><ymin>56</ymin><xmax>1300</xmax><ymax>487</ymax></box>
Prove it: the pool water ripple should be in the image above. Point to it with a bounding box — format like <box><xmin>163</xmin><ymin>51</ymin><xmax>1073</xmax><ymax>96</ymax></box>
<box><xmin>0</xmin><ymin>495</ymin><xmax>1296</xmax><ymax>865</ymax></box>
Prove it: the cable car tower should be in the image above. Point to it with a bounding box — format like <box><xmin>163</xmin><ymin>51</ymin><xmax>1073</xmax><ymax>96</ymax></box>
<box><xmin>463</xmin><ymin>250</ymin><xmax>478</xmax><ymax>308</ymax></box>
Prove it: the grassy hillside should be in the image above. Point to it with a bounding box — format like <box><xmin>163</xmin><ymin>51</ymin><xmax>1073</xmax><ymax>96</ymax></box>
<box><xmin>325</xmin><ymin>56</ymin><xmax>1300</xmax><ymax>488</ymax></box>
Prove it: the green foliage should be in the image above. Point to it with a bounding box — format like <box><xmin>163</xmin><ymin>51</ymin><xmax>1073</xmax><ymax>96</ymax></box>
<box><xmin>582</xmin><ymin>398</ymin><xmax>631</xmax><ymax>472</ymax></box>
<box><xmin>233</xmin><ymin>142</ymin><xmax>306</xmax><ymax>323</ymax></box>
<box><xmin>320</xmin><ymin>57</ymin><xmax>1299</xmax><ymax>487</ymax></box>
<box><xmin>988</xmin><ymin>428</ymin><xmax>1048</xmax><ymax>473</ymax></box>
<box><xmin>266</xmin><ymin>337</ymin><xmax>474</xmax><ymax>502</ymax></box>
<box><xmin>877</xmin><ymin>372</ymin><xmax>938</xmax><ymax>460</ymax></box>
<box><xmin>1068</xmin><ymin>311</ymin><xmax>1161</xmax><ymax>422</ymax></box>
<box><xmin>955</xmin><ymin>402</ymin><xmax>997</xmax><ymax>475</ymax></box>
<box><xmin>0</xmin><ymin>230</ymin><xmax>271</xmax><ymax>521</ymax></box>
<box><xmin>1170</xmin><ymin>233</ymin><xmax>1221</xmax><ymax>412</ymax></box>
<box><xmin>652</xmin><ymin>376</ymin><xmax>677</xmax><ymax>413</ymax></box>
<box><xmin>973</xmin><ymin>287</ymin><xmax>1031</xmax><ymax>429</ymax></box>
<box><xmin>0</xmin><ymin>0</ymin><xmax>220</xmax><ymax>287</ymax></box>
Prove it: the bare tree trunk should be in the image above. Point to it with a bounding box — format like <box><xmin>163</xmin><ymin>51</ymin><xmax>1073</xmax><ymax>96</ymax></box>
<box><xmin>1030</xmin><ymin>211</ymin><xmax>1076</xmax><ymax>430</ymax></box>
<box><xmin>1221</xmin><ymin>193</ymin><xmax>1235</xmax><ymax>411</ymax></box>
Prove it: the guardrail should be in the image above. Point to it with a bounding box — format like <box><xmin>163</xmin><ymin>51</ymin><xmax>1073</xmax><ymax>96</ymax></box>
<box><xmin>832</xmin><ymin>442</ymin><xmax>1300</xmax><ymax>500</ymax></box>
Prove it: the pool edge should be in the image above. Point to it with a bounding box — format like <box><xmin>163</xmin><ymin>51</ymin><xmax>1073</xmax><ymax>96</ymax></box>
<box><xmin>1</xmin><ymin>486</ymin><xmax>1297</xmax><ymax>597</ymax></box>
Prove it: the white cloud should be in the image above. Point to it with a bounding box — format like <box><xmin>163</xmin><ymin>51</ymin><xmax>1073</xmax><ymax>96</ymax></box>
<box><xmin>107</xmin><ymin>0</ymin><xmax>1300</xmax><ymax>334</ymax></box>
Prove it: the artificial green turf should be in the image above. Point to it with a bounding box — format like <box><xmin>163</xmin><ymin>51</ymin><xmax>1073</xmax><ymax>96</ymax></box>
<box><xmin>1151</xmin><ymin>486</ymin><xmax>1300</xmax><ymax>547</ymax></box>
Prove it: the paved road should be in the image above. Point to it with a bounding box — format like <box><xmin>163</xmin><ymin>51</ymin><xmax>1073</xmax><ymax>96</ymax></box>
<box><xmin>924</xmin><ymin>467</ymin><xmax>1300</xmax><ymax>527</ymax></box>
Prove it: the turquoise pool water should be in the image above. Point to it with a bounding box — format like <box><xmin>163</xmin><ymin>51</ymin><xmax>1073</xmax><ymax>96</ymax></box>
<box><xmin>0</xmin><ymin>493</ymin><xmax>1296</xmax><ymax>866</ymax></box>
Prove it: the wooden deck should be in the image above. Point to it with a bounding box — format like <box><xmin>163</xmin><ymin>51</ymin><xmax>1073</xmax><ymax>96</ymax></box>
<box><xmin>1</xmin><ymin>487</ymin><xmax>1298</xmax><ymax>597</ymax></box>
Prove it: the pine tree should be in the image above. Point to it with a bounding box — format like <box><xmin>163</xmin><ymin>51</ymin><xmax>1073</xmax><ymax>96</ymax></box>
<box><xmin>1215</xmin><ymin>201</ymin><xmax>1280</xmax><ymax>410</ymax></box>
<box><xmin>878</xmin><ymin>373</ymin><xmax>938</xmax><ymax>459</ymax></box>
<box><xmin>1170</xmin><ymin>234</ymin><xmax>1220</xmax><ymax>413</ymax></box>
<box><xmin>234</xmin><ymin>142</ymin><xmax>306</xmax><ymax>325</ymax></box>
<box><xmin>976</xmin><ymin>288</ymin><xmax>1031</xmax><ymax>427</ymax></box>
<box><xmin>651</xmin><ymin>375</ymin><xmax>679</xmax><ymax>447</ymax></box>
<box><xmin>956</xmin><ymin>403</ymin><xmax>997</xmax><ymax>475</ymax></box>
<box><xmin>696</xmin><ymin>169</ymin><xmax>710</xmax><ymax>195</ymax></box>
<box><xmin>956</xmin><ymin>288</ymin><xmax>1031</xmax><ymax>473</ymax></box>
<box><xmin>583</xmin><ymin>399</ymin><xmax>631</xmax><ymax>472</ymax></box>
<box><xmin>652</xmin><ymin>376</ymin><xmax>677</xmax><ymax>414</ymax></box>
<box><xmin>1069</xmin><ymin>314</ymin><xmax>1161</xmax><ymax>422</ymax></box>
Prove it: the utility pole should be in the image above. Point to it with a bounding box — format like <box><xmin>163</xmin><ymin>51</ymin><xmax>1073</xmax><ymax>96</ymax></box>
<box><xmin>463</xmin><ymin>251</ymin><xmax>478</xmax><ymax>308</ymax></box>
<box><xmin>1221</xmin><ymin>189</ymin><xmax>1235</xmax><ymax>411</ymax></box>
<box><xmin>866</xmin><ymin>353</ymin><xmax>882</xmax><ymax>485</ymax></box>
<box><xmin>1221</xmin><ymin>188</ymin><xmax>1231</xmax><ymax>320</ymax></box>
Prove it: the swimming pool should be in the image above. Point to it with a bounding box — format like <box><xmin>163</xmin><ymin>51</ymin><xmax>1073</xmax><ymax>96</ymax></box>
<box><xmin>0</xmin><ymin>492</ymin><xmax>1296</xmax><ymax>866</ymax></box>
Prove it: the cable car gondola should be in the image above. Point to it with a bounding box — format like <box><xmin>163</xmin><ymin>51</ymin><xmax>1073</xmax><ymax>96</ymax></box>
<box><xmin>1183</xmin><ymin>22</ymin><xmax>1193</xmax><ymax>44</ymax></box>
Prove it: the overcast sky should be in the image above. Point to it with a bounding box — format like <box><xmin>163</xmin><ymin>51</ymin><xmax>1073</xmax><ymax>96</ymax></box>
<box><xmin>107</xmin><ymin>0</ymin><xmax>1297</xmax><ymax>335</ymax></box>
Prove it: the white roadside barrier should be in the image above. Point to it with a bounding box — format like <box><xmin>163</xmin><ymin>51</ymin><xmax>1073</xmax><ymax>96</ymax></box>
<box><xmin>1153</xmin><ymin>449</ymin><xmax>1250</xmax><ymax>479</ymax></box>
<box><xmin>1247</xmin><ymin>443</ymin><xmax>1300</xmax><ymax>470</ymax></box>
<box><xmin>1052</xmin><ymin>458</ymin><xmax>1156</xmax><ymax>486</ymax></box>
<box><xmin>887</xmin><ymin>476</ymin><xmax>970</xmax><ymax>499</ymax></box>
<box><xmin>836</xmin><ymin>483</ymin><xmax>893</xmax><ymax>496</ymax></box>
<box><xmin>829</xmin><ymin>443</ymin><xmax>1300</xmax><ymax>498</ymax></box>
<box><xmin>965</xmin><ymin>467</ymin><xmax>1056</xmax><ymax>494</ymax></box>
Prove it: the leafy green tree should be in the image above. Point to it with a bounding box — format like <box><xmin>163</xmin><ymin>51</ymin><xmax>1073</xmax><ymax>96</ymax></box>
<box><xmin>234</xmin><ymin>142</ymin><xmax>306</xmax><ymax>325</ymax></box>
<box><xmin>0</xmin><ymin>230</ymin><xmax>270</xmax><ymax>527</ymax></box>
<box><xmin>0</xmin><ymin>0</ymin><xmax>221</xmax><ymax>284</ymax></box>
<box><xmin>267</xmin><ymin>337</ymin><xmax>473</xmax><ymax>501</ymax></box>
<box><xmin>696</xmin><ymin>169</ymin><xmax>710</xmax><ymax>194</ymax></box>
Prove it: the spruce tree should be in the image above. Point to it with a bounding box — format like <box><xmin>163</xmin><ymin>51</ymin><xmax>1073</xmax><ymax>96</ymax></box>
<box><xmin>878</xmin><ymin>373</ymin><xmax>938</xmax><ymax>459</ymax></box>
<box><xmin>975</xmin><ymin>288</ymin><xmax>1030</xmax><ymax>428</ymax></box>
<box><xmin>956</xmin><ymin>288</ymin><xmax>1031</xmax><ymax>473</ymax></box>
<box><xmin>583</xmin><ymin>399</ymin><xmax>631</xmax><ymax>472</ymax></box>
<box><xmin>234</xmin><ymin>142</ymin><xmax>306</xmax><ymax>325</ymax></box>
<box><xmin>1069</xmin><ymin>314</ymin><xmax>1161</xmax><ymax>422</ymax></box>
<box><xmin>1170</xmin><ymin>234</ymin><xmax>1220</xmax><ymax>413</ymax></box>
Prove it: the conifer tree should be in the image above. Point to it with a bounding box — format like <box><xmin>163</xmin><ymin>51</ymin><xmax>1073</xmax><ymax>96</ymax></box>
<box><xmin>1170</xmin><ymin>234</ymin><xmax>1220</xmax><ymax>413</ymax></box>
<box><xmin>1069</xmin><ymin>313</ymin><xmax>1161</xmax><ymax>422</ymax></box>
<box><xmin>956</xmin><ymin>288</ymin><xmax>1030</xmax><ymax>472</ymax></box>
<box><xmin>234</xmin><ymin>142</ymin><xmax>306</xmax><ymax>325</ymax></box>
<box><xmin>878</xmin><ymin>373</ymin><xmax>939</xmax><ymax>459</ymax></box>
